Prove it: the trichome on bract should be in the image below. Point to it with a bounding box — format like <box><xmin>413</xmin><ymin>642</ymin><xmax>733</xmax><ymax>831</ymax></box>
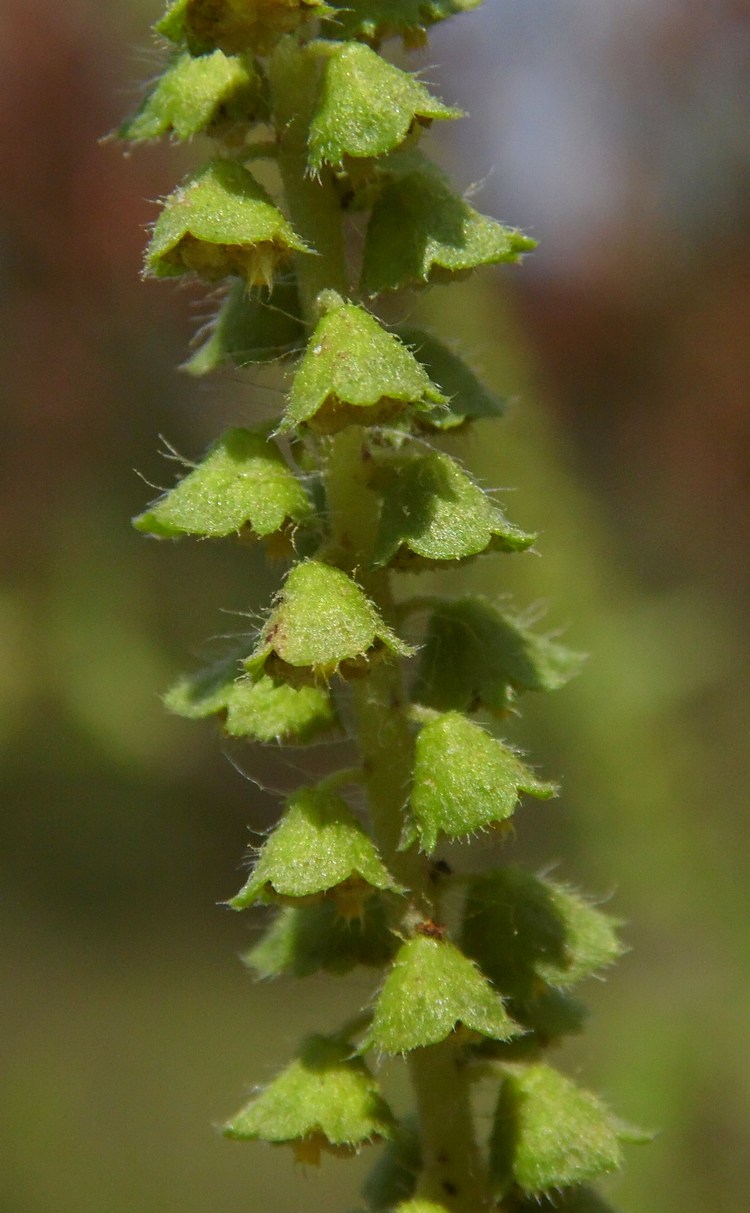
<box><xmin>121</xmin><ymin>1</ymin><xmax>642</xmax><ymax>1209</ymax></box>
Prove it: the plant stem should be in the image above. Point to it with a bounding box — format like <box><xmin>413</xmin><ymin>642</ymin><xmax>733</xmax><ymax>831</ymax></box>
<box><xmin>409</xmin><ymin>1039</ymin><xmax>487</xmax><ymax>1212</ymax></box>
<box><xmin>350</xmin><ymin>660</ymin><xmax>423</xmax><ymax>892</ymax></box>
<box><xmin>324</xmin><ymin>426</ymin><xmax>424</xmax><ymax>892</ymax></box>
<box><xmin>322</xmin><ymin>425</ymin><xmax>381</xmax><ymax>575</ymax></box>
<box><xmin>270</xmin><ymin>42</ymin><xmax>485</xmax><ymax>1208</ymax></box>
<box><xmin>325</xmin><ymin>431</ymin><xmax>485</xmax><ymax>1213</ymax></box>
<box><xmin>268</xmin><ymin>37</ymin><xmax>348</xmax><ymax>319</ymax></box>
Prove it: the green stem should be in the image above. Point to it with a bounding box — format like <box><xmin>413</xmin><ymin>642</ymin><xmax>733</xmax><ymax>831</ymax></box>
<box><xmin>324</xmin><ymin>427</ymin><xmax>425</xmax><ymax>892</ymax></box>
<box><xmin>268</xmin><ymin>49</ymin><xmax>485</xmax><ymax>1205</ymax></box>
<box><xmin>322</xmin><ymin>426</ymin><xmax>381</xmax><ymax>576</ymax></box>
<box><xmin>409</xmin><ymin>1039</ymin><xmax>487</xmax><ymax>1212</ymax></box>
<box><xmin>350</xmin><ymin>660</ymin><xmax>424</xmax><ymax>894</ymax></box>
<box><xmin>325</xmin><ymin>429</ymin><xmax>484</xmax><ymax>1211</ymax></box>
<box><xmin>268</xmin><ymin>36</ymin><xmax>348</xmax><ymax>320</ymax></box>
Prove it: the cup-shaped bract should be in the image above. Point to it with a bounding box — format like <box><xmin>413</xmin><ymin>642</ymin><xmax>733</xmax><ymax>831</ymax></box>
<box><xmin>371</xmin><ymin>448</ymin><xmax>535</xmax><ymax>570</ymax></box>
<box><xmin>404</xmin><ymin>712</ymin><xmax>555</xmax><ymax>852</ymax></box>
<box><xmin>145</xmin><ymin>159</ymin><xmax>307</xmax><ymax>287</ymax></box>
<box><xmin>362</xmin><ymin>155</ymin><xmax>536</xmax><ymax>294</ymax></box>
<box><xmin>279</xmin><ymin>295</ymin><xmax>445</xmax><ymax>434</ymax></box>
<box><xmin>119</xmin><ymin>50</ymin><xmax>261</xmax><ymax>142</ymax></box>
<box><xmin>395</xmin><ymin>326</ymin><xmax>507</xmax><ymax>430</ymax></box>
<box><xmin>413</xmin><ymin>597</ymin><xmax>584</xmax><ymax>715</ymax></box>
<box><xmin>157</xmin><ymin>0</ymin><xmax>329</xmax><ymax>56</ymax></box>
<box><xmin>461</xmin><ymin>868</ymin><xmax>623</xmax><ymax>997</ymax></box>
<box><xmin>165</xmin><ymin>649</ymin><xmax>339</xmax><ymax>744</ymax></box>
<box><xmin>245</xmin><ymin>897</ymin><xmax>397</xmax><ymax>978</ymax></box>
<box><xmin>246</xmin><ymin>560</ymin><xmax>412</xmax><ymax>683</ymax></box>
<box><xmin>307</xmin><ymin>42</ymin><xmax>461</xmax><ymax>172</ymax></box>
<box><xmin>185</xmin><ymin>278</ymin><xmax>304</xmax><ymax>375</ymax></box>
<box><xmin>224</xmin><ymin>1034</ymin><xmax>396</xmax><ymax>1161</ymax></box>
<box><xmin>489</xmin><ymin>1064</ymin><xmax>628</xmax><ymax>1199</ymax></box>
<box><xmin>460</xmin><ymin>869</ymin><xmax>622</xmax><ymax>1041</ymax></box>
<box><xmin>228</xmin><ymin>783</ymin><xmax>403</xmax><ymax>909</ymax></box>
<box><xmin>323</xmin><ymin>0</ymin><xmax>483</xmax><ymax>48</ymax></box>
<box><xmin>365</xmin><ymin>934</ymin><xmax>520</xmax><ymax>1054</ymax></box>
<box><xmin>133</xmin><ymin>427</ymin><xmax>312</xmax><ymax>539</ymax></box>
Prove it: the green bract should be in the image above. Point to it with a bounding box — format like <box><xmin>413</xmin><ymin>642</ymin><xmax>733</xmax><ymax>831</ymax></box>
<box><xmin>185</xmin><ymin>278</ymin><xmax>304</xmax><ymax>374</ymax></box>
<box><xmin>246</xmin><ymin>560</ymin><xmax>412</xmax><ymax>681</ymax></box>
<box><xmin>324</xmin><ymin>0</ymin><xmax>482</xmax><ymax>47</ymax></box>
<box><xmin>279</xmin><ymin>294</ymin><xmax>445</xmax><ymax>433</ymax></box>
<box><xmin>224</xmin><ymin>1034</ymin><xmax>395</xmax><ymax>1159</ymax></box>
<box><xmin>366</xmin><ymin>934</ymin><xmax>520</xmax><ymax>1054</ymax></box>
<box><xmin>403</xmin><ymin>712</ymin><xmax>555</xmax><ymax>852</ymax></box>
<box><xmin>308</xmin><ymin>42</ymin><xmax>461</xmax><ymax>172</ymax></box>
<box><xmin>228</xmin><ymin>783</ymin><xmax>402</xmax><ymax>908</ymax></box>
<box><xmin>157</xmin><ymin>0</ymin><xmax>328</xmax><ymax>56</ymax></box>
<box><xmin>133</xmin><ymin>427</ymin><xmax>312</xmax><ymax>539</ymax></box>
<box><xmin>119</xmin><ymin>50</ymin><xmax>260</xmax><ymax>142</ymax></box>
<box><xmin>371</xmin><ymin>448</ymin><xmax>535</xmax><ymax>569</ymax></box>
<box><xmin>362</xmin><ymin>155</ymin><xmax>536</xmax><ymax>294</ymax></box>
<box><xmin>395</xmin><ymin>326</ymin><xmax>506</xmax><ymax>430</ymax></box>
<box><xmin>245</xmin><ymin>897</ymin><xmax>397</xmax><ymax>977</ymax></box>
<box><xmin>489</xmin><ymin>1064</ymin><xmax>626</xmax><ymax>1198</ymax></box>
<box><xmin>461</xmin><ymin>868</ymin><xmax>623</xmax><ymax>996</ymax></box>
<box><xmin>145</xmin><ymin>159</ymin><xmax>307</xmax><ymax>287</ymax></box>
<box><xmin>513</xmin><ymin>1189</ymin><xmax>619</xmax><ymax>1213</ymax></box>
<box><xmin>165</xmin><ymin>650</ymin><xmax>339</xmax><ymax>744</ymax></box>
<box><xmin>413</xmin><ymin>596</ymin><xmax>584</xmax><ymax>713</ymax></box>
<box><xmin>126</xmin><ymin>2</ymin><xmax>637</xmax><ymax>1207</ymax></box>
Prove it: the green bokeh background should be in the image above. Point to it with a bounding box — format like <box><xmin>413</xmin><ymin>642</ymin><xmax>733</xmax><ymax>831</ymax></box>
<box><xmin>2</xmin><ymin>3</ymin><xmax>749</xmax><ymax>1210</ymax></box>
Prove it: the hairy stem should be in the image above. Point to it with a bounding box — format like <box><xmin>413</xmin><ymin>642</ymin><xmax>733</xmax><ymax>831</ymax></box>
<box><xmin>409</xmin><ymin>1039</ymin><xmax>487</xmax><ymax>1212</ymax></box>
<box><xmin>268</xmin><ymin>37</ymin><xmax>348</xmax><ymax>317</ymax></box>
<box><xmin>325</xmin><ymin>425</ymin><xmax>483</xmax><ymax>1209</ymax></box>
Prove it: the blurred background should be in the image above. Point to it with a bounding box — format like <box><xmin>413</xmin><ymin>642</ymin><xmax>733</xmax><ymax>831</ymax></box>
<box><xmin>2</xmin><ymin>1</ymin><xmax>749</xmax><ymax>1209</ymax></box>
